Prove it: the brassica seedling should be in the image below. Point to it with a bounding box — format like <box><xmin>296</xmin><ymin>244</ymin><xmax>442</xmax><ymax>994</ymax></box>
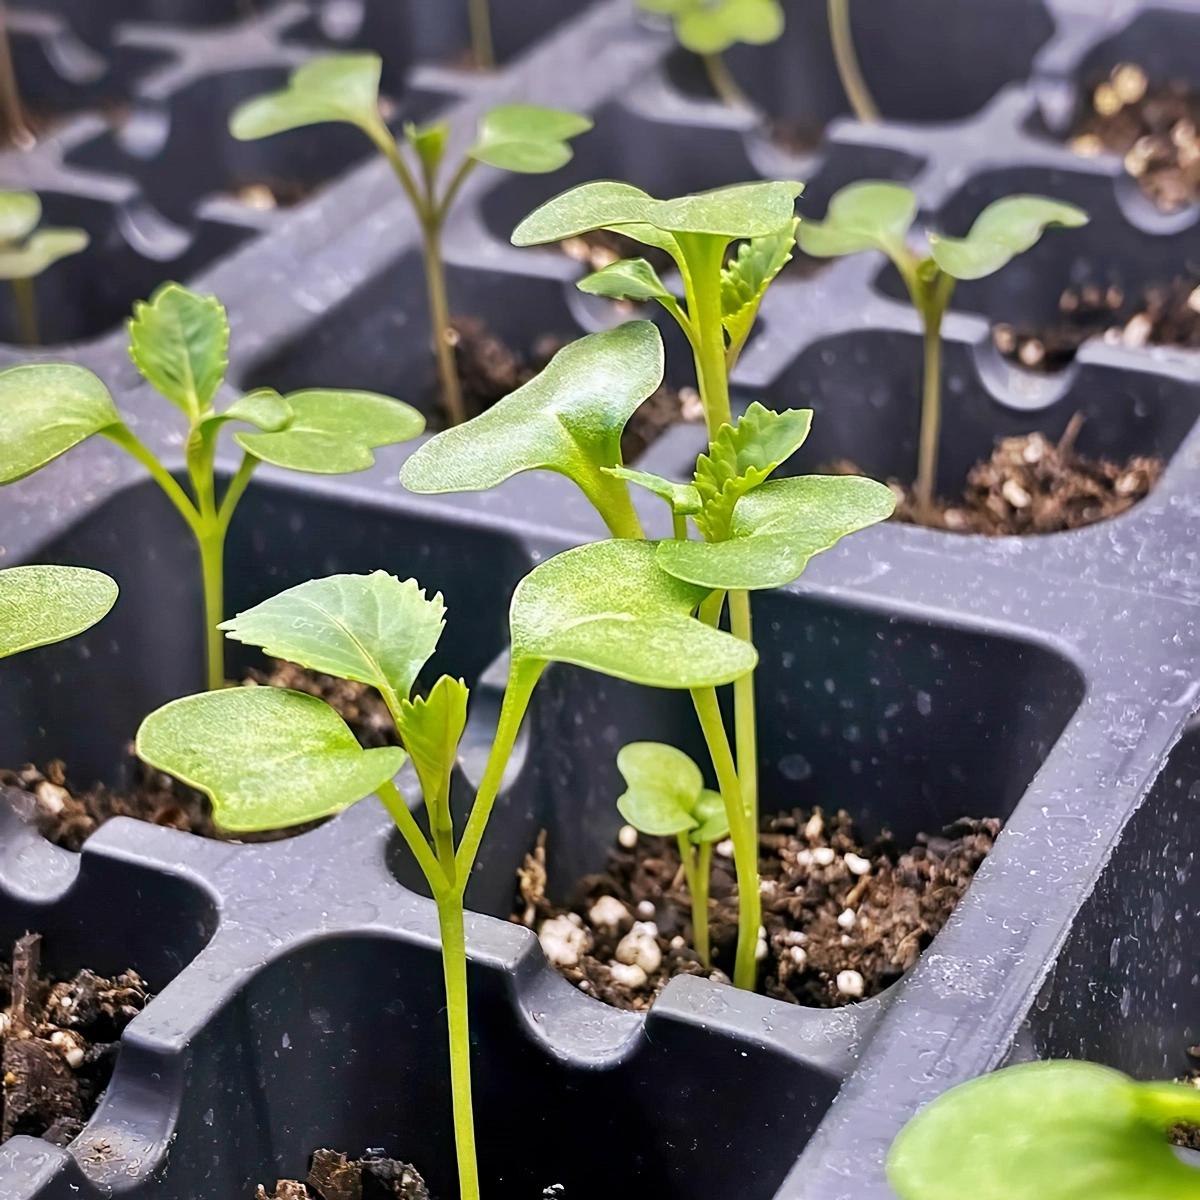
<box><xmin>798</xmin><ymin>182</ymin><xmax>1088</xmax><ymax>519</ymax></box>
<box><xmin>887</xmin><ymin>1059</ymin><xmax>1200</xmax><ymax>1199</ymax></box>
<box><xmin>616</xmin><ymin>741</ymin><xmax>727</xmax><ymax>966</ymax></box>
<box><xmin>0</xmin><ymin>281</ymin><xmax>423</xmax><ymax>691</ymax></box>
<box><xmin>229</xmin><ymin>55</ymin><xmax>591</xmax><ymax>427</ymax></box>
<box><xmin>0</xmin><ymin>191</ymin><xmax>88</xmax><ymax>345</ymax></box>
<box><xmin>0</xmin><ymin>564</ymin><xmax>117</xmax><ymax>661</ymax></box>
<box><xmin>828</xmin><ymin>0</ymin><xmax>877</xmax><ymax>123</ymax></box>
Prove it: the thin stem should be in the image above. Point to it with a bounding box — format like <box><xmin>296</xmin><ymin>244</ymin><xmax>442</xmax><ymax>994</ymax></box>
<box><xmin>914</xmin><ymin>313</ymin><xmax>942</xmax><ymax>519</ymax></box>
<box><xmin>11</xmin><ymin>277</ymin><xmax>37</xmax><ymax>345</ymax></box>
<box><xmin>217</xmin><ymin>453</ymin><xmax>258</xmax><ymax>534</ymax></box>
<box><xmin>828</xmin><ymin>0</ymin><xmax>879</xmax><ymax>123</ymax></box>
<box><xmin>102</xmin><ymin>425</ymin><xmax>202</xmax><ymax>534</ymax></box>
<box><xmin>672</xmin><ymin>511</ymin><xmax>688</xmax><ymax>541</ymax></box>
<box><xmin>422</xmin><ymin>220</ymin><xmax>466</xmax><ymax>426</ymax></box>
<box><xmin>0</xmin><ymin>2</ymin><xmax>32</xmax><ymax>149</ymax></box>
<box><xmin>702</xmin><ymin>52</ymin><xmax>752</xmax><ymax>111</ymax></box>
<box><xmin>436</xmin><ymin>157</ymin><xmax>477</xmax><ymax>225</ymax></box>
<box><xmin>377</xmin><ymin>778</ymin><xmax>449</xmax><ymax>892</ymax></box>
<box><xmin>195</xmin><ymin>530</ymin><xmax>225</xmax><ymax>690</ymax></box>
<box><xmin>467</xmin><ymin>0</ymin><xmax>494</xmax><ymax>70</ymax></box>
<box><xmin>677</xmin><ymin>833</ymin><xmax>712</xmax><ymax>968</ymax></box>
<box><xmin>729</xmin><ymin>589</ymin><xmax>757</xmax><ymax>825</ymax></box>
<box><xmin>677</xmin><ymin>234</ymin><xmax>734</xmax><ymax>439</ymax></box>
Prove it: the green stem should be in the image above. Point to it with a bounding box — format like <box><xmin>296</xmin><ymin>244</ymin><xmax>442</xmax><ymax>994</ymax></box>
<box><xmin>828</xmin><ymin>0</ymin><xmax>879</xmax><ymax>123</ymax></box>
<box><xmin>677</xmin><ymin>833</ymin><xmax>712</xmax><ymax>968</ymax></box>
<box><xmin>102</xmin><ymin>425</ymin><xmax>203</xmax><ymax>534</ymax></box>
<box><xmin>672</xmin><ymin>511</ymin><xmax>688</xmax><ymax>541</ymax></box>
<box><xmin>702</xmin><ymin>52</ymin><xmax>752</xmax><ymax>111</ymax></box>
<box><xmin>677</xmin><ymin>234</ymin><xmax>733</xmax><ymax>439</ymax></box>
<box><xmin>729</xmin><ymin>589</ymin><xmax>757</xmax><ymax>825</ymax></box>
<box><xmin>11</xmin><ymin>277</ymin><xmax>37</xmax><ymax>345</ymax></box>
<box><xmin>422</xmin><ymin>220</ymin><xmax>466</xmax><ymax>427</ymax></box>
<box><xmin>217</xmin><ymin>453</ymin><xmax>258</xmax><ymax>534</ymax></box>
<box><xmin>0</xmin><ymin>2</ymin><xmax>31</xmax><ymax>149</ymax></box>
<box><xmin>914</xmin><ymin>313</ymin><xmax>942</xmax><ymax>519</ymax></box>
<box><xmin>467</xmin><ymin>0</ymin><xmax>494</xmax><ymax>69</ymax></box>
<box><xmin>197</xmin><ymin>529</ymin><xmax>225</xmax><ymax>691</ymax></box>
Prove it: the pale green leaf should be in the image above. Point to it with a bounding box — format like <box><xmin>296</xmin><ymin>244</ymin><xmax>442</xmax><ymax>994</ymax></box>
<box><xmin>616</xmin><ymin>741</ymin><xmax>703</xmax><ymax>836</ymax></box>
<box><xmin>691</xmin><ymin>789</ymin><xmax>729</xmax><ymax>843</ymax></box>
<box><xmin>604</xmin><ymin>467</ymin><xmax>702</xmax><ymax>515</ymax></box>
<box><xmin>136</xmin><ymin>686</ymin><xmax>407</xmax><ymax>833</ymax></box>
<box><xmin>229</xmin><ymin>53</ymin><xmax>388</xmax><ymax>142</ymax></box>
<box><xmin>405</xmin><ymin>120</ymin><xmax>448</xmax><ymax>178</ymax></box>
<box><xmin>199</xmin><ymin>388</ymin><xmax>293</xmax><ymax>438</ymax></box>
<box><xmin>928</xmin><ymin>196</ymin><xmax>1089</xmax><ymax>281</ymax></box>
<box><xmin>510</xmin><ymin>539</ymin><xmax>756</xmax><ymax>688</ymax></box>
<box><xmin>128</xmin><ymin>283</ymin><xmax>229</xmax><ymax>419</ymax></box>
<box><xmin>887</xmin><ymin>1061</ymin><xmax>1200</xmax><ymax>1200</ymax></box>
<box><xmin>578</xmin><ymin>257</ymin><xmax>673</xmax><ymax>303</ymax></box>
<box><xmin>0</xmin><ymin>565</ymin><xmax>117</xmax><ymax>659</ymax></box>
<box><xmin>0</xmin><ymin>363</ymin><xmax>120</xmax><ymax>484</ymax></box>
<box><xmin>675</xmin><ymin>0</ymin><xmax>784</xmax><ymax>53</ymax></box>
<box><xmin>235</xmin><ymin>389</ymin><xmax>424</xmax><ymax>473</ymax></box>
<box><xmin>0</xmin><ymin>228</ymin><xmax>89</xmax><ymax>279</ymax></box>
<box><xmin>0</xmin><ymin>192</ymin><xmax>41</xmax><ymax>243</ymax></box>
<box><xmin>220</xmin><ymin>572</ymin><xmax>445</xmax><ymax>711</ymax></box>
<box><xmin>721</xmin><ymin>218</ymin><xmax>796</xmax><ymax>350</ymax></box>
<box><xmin>660</xmin><ymin>474</ymin><xmax>896</xmax><ymax>590</ymax></box>
<box><xmin>396</xmin><ymin>674</ymin><xmax>469</xmax><ymax>809</ymax></box>
<box><xmin>468</xmin><ymin>104</ymin><xmax>592</xmax><ymax>174</ymax></box>
<box><xmin>797</xmin><ymin>181</ymin><xmax>918</xmax><ymax>264</ymax></box>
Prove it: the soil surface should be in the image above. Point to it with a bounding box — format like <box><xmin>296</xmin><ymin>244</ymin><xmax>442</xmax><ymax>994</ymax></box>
<box><xmin>515</xmin><ymin>807</ymin><xmax>999</xmax><ymax>1010</ymax></box>
<box><xmin>2</xmin><ymin>661</ymin><xmax>398</xmax><ymax>850</ymax></box>
<box><xmin>1070</xmin><ymin>63</ymin><xmax>1200</xmax><ymax>213</ymax></box>
<box><xmin>0</xmin><ymin>933</ymin><xmax>147</xmax><ymax>1146</ymax></box>
<box><xmin>256</xmin><ymin>1149</ymin><xmax>428</xmax><ymax>1200</ymax></box>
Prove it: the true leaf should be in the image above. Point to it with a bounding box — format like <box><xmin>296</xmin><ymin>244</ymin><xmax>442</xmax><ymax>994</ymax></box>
<box><xmin>0</xmin><ymin>363</ymin><xmax>120</xmax><ymax>484</ymax></box>
<box><xmin>0</xmin><ymin>192</ymin><xmax>41</xmax><ymax>243</ymax></box>
<box><xmin>721</xmin><ymin>217</ymin><xmax>796</xmax><ymax>351</ymax></box>
<box><xmin>128</xmin><ymin>283</ymin><xmax>229</xmax><ymax>419</ymax></box>
<box><xmin>604</xmin><ymin>466</ymin><xmax>702</xmax><ymax>515</ymax></box>
<box><xmin>397</xmin><ymin>674</ymin><xmax>470</xmax><ymax>809</ymax></box>
<box><xmin>235</xmin><ymin>389</ymin><xmax>424</xmax><ymax>473</ymax></box>
<box><xmin>797</xmin><ymin>181</ymin><xmax>918</xmax><ymax>264</ymax></box>
<box><xmin>616</xmin><ymin>741</ymin><xmax>703</xmax><ymax>836</ymax></box>
<box><xmin>0</xmin><ymin>228</ymin><xmax>89</xmax><ymax>279</ymax></box>
<box><xmin>578</xmin><ymin>257</ymin><xmax>674</xmax><ymax>304</ymax></box>
<box><xmin>467</xmin><ymin>104</ymin><xmax>593</xmax><ymax>174</ymax></box>
<box><xmin>887</xmin><ymin>1060</ymin><xmax>1200</xmax><ymax>1200</ymax></box>
<box><xmin>220</xmin><ymin>572</ymin><xmax>445</xmax><ymax>712</ymax></box>
<box><xmin>405</xmin><ymin>120</ymin><xmax>448</xmax><ymax>177</ymax></box>
<box><xmin>928</xmin><ymin>196</ymin><xmax>1089</xmax><ymax>281</ymax></box>
<box><xmin>136</xmin><ymin>686</ymin><xmax>407</xmax><ymax>832</ymax></box>
<box><xmin>659</xmin><ymin>474</ymin><xmax>897</xmax><ymax>590</ymax></box>
<box><xmin>642</xmin><ymin>0</ymin><xmax>784</xmax><ymax>55</ymax></box>
<box><xmin>509</xmin><ymin>538</ymin><xmax>756</xmax><ymax>688</ymax></box>
<box><xmin>0</xmin><ymin>565</ymin><xmax>117</xmax><ymax>659</ymax></box>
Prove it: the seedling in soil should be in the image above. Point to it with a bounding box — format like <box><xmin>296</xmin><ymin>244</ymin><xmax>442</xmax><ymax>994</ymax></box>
<box><xmin>0</xmin><ymin>191</ymin><xmax>88</xmax><ymax>345</ymax></box>
<box><xmin>616</xmin><ymin>742</ymin><xmax>728</xmax><ymax>966</ymax></box>
<box><xmin>229</xmin><ymin>54</ymin><xmax>591</xmax><ymax>426</ymax></box>
<box><xmin>887</xmin><ymin>1059</ymin><xmax>1200</xmax><ymax>1199</ymax></box>
<box><xmin>0</xmin><ymin>281</ymin><xmax>422</xmax><ymax>691</ymax></box>
<box><xmin>827</xmin><ymin>0</ymin><xmax>877</xmax><ymax>123</ymax></box>
<box><xmin>638</xmin><ymin>0</ymin><xmax>782</xmax><ymax>110</ymax></box>
<box><xmin>798</xmin><ymin>182</ymin><xmax>1088</xmax><ymax>519</ymax></box>
<box><xmin>0</xmin><ymin>564</ymin><xmax>117</xmax><ymax>661</ymax></box>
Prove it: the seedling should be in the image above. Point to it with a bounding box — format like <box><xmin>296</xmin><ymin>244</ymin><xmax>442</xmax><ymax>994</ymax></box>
<box><xmin>828</xmin><ymin>0</ymin><xmax>878</xmax><ymax>123</ymax></box>
<box><xmin>638</xmin><ymin>0</ymin><xmax>783</xmax><ymax>110</ymax></box>
<box><xmin>887</xmin><ymin>1059</ymin><xmax>1200</xmax><ymax>1199</ymax></box>
<box><xmin>0</xmin><ymin>564</ymin><xmax>117</xmax><ymax>661</ymax></box>
<box><xmin>798</xmin><ymin>182</ymin><xmax>1088</xmax><ymax>518</ymax></box>
<box><xmin>229</xmin><ymin>55</ymin><xmax>591</xmax><ymax>426</ymax></box>
<box><xmin>0</xmin><ymin>281</ymin><xmax>423</xmax><ymax>691</ymax></box>
<box><xmin>0</xmin><ymin>191</ymin><xmax>88</xmax><ymax>345</ymax></box>
<box><xmin>616</xmin><ymin>742</ymin><xmax>728</xmax><ymax>966</ymax></box>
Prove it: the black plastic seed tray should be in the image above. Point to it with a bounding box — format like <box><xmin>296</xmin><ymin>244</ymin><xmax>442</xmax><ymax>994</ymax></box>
<box><xmin>3</xmin><ymin>1</ymin><xmax>1200</xmax><ymax>1198</ymax></box>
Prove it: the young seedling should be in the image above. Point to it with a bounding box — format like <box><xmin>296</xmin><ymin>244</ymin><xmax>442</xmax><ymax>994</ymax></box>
<box><xmin>616</xmin><ymin>741</ymin><xmax>727</xmax><ymax>966</ymax></box>
<box><xmin>0</xmin><ymin>191</ymin><xmax>89</xmax><ymax>345</ymax></box>
<box><xmin>229</xmin><ymin>54</ymin><xmax>591</xmax><ymax>427</ymax></box>
<box><xmin>639</xmin><ymin>0</ymin><xmax>783</xmax><ymax>110</ymax></box>
<box><xmin>828</xmin><ymin>0</ymin><xmax>878</xmax><ymax>123</ymax></box>
<box><xmin>0</xmin><ymin>281</ymin><xmax>423</xmax><ymax>691</ymax></box>
<box><xmin>798</xmin><ymin>182</ymin><xmax>1089</xmax><ymax>519</ymax></box>
<box><xmin>0</xmin><ymin>564</ymin><xmax>117</xmax><ymax>662</ymax></box>
<box><xmin>887</xmin><ymin>1059</ymin><xmax>1200</xmax><ymax>1199</ymax></box>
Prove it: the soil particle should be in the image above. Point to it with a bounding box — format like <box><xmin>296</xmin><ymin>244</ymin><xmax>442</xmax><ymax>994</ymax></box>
<box><xmin>514</xmin><ymin>807</ymin><xmax>999</xmax><ymax>1011</ymax></box>
<box><xmin>0</xmin><ymin>933</ymin><xmax>147</xmax><ymax>1146</ymax></box>
<box><xmin>559</xmin><ymin>229</ymin><xmax>676</xmax><ymax>277</ymax></box>
<box><xmin>255</xmin><ymin>1149</ymin><xmax>429</xmax><ymax>1200</ymax></box>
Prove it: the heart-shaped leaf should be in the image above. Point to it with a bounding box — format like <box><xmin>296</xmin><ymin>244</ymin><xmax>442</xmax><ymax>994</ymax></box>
<box><xmin>641</xmin><ymin>0</ymin><xmax>783</xmax><ymax>54</ymax></box>
<box><xmin>0</xmin><ymin>228</ymin><xmax>89</xmax><ymax>279</ymax></box>
<box><xmin>0</xmin><ymin>565</ymin><xmax>117</xmax><ymax>659</ymax></box>
<box><xmin>221</xmin><ymin>572</ymin><xmax>445</xmax><ymax>714</ymax></box>
<box><xmin>887</xmin><ymin>1060</ymin><xmax>1200</xmax><ymax>1200</ymax></box>
<box><xmin>797</xmin><ymin>181</ymin><xmax>918</xmax><ymax>265</ymax></box>
<box><xmin>400</xmin><ymin>322</ymin><xmax>662</xmax><ymax>519</ymax></box>
<box><xmin>659</xmin><ymin>474</ymin><xmax>896</xmax><ymax>590</ymax></box>
<box><xmin>616</xmin><ymin>741</ymin><xmax>704</xmax><ymax>835</ymax></box>
<box><xmin>235</xmin><ymin>389</ymin><xmax>424</xmax><ymax>473</ymax></box>
<box><xmin>397</xmin><ymin>674</ymin><xmax>469</xmax><ymax>809</ymax></box>
<box><xmin>721</xmin><ymin>217</ymin><xmax>796</xmax><ymax>353</ymax></box>
<box><xmin>510</xmin><ymin>538</ymin><xmax>756</xmax><ymax>688</ymax></box>
<box><xmin>0</xmin><ymin>192</ymin><xmax>42</xmax><ymax>243</ymax></box>
<box><xmin>604</xmin><ymin>467</ymin><xmax>702</xmax><ymax>515</ymax></box>
<box><xmin>198</xmin><ymin>388</ymin><xmax>293</xmax><ymax>441</ymax></box>
<box><xmin>0</xmin><ymin>363</ymin><xmax>121</xmax><ymax>484</ymax></box>
<box><xmin>928</xmin><ymin>196</ymin><xmax>1089</xmax><ymax>281</ymax></box>
<box><xmin>578</xmin><ymin>257</ymin><xmax>674</xmax><ymax>304</ymax></box>
<box><xmin>136</xmin><ymin>686</ymin><xmax>407</xmax><ymax>833</ymax></box>
<box><xmin>468</xmin><ymin>104</ymin><xmax>593</xmax><ymax>174</ymax></box>
<box><xmin>128</xmin><ymin>283</ymin><xmax>229</xmax><ymax>419</ymax></box>
<box><xmin>229</xmin><ymin>53</ymin><xmax>389</xmax><ymax>143</ymax></box>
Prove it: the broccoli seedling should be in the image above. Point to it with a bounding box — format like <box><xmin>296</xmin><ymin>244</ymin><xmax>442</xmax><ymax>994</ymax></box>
<box><xmin>887</xmin><ymin>1059</ymin><xmax>1200</xmax><ymax>1200</ymax></box>
<box><xmin>0</xmin><ymin>191</ymin><xmax>89</xmax><ymax>345</ymax></box>
<box><xmin>0</xmin><ymin>564</ymin><xmax>117</xmax><ymax>661</ymax></box>
<box><xmin>798</xmin><ymin>182</ymin><xmax>1088</xmax><ymax>519</ymax></box>
<box><xmin>0</xmin><ymin>281</ymin><xmax>423</xmax><ymax>691</ymax></box>
<box><xmin>229</xmin><ymin>55</ymin><xmax>591</xmax><ymax>426</ymax></box>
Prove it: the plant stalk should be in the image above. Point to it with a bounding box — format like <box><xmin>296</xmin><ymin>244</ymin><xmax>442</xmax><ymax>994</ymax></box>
<box><xmin>914</xmin><ymin>311</ymin><xmax>944</xmax><ymax>520</ymax></box>
<box><xmin>0</xmin><ymin>2</ymin><xmax>31</xmax><ymax>150</ymax></box>
<box><xmin>678</xmin><ymin>833</ymin><xmax>712</xmax><ymax>967</ymax></box>
<box><xmin>702</xmin><ymin>52</ymin><xmax>752</xmax><ymax>111</ymax></box>
<box><xmin>678</xmin><ymin>234</ymin><xmax>734</xmax><ymax>438</ymax></box>
<box><xmin>828</xmin><ymin>0</ymin><xmax>879</xmax><ymax>123</ymax></box>
<box><xmin>197</xmin><ymin>530</ymin><xmax>225</xmax><ymax>692</ymax></box>
<box><xmin>422</xmin><ymin>221</ymin><xmax>466</xmax><ymax>427</ymax></box>
<box><xmin>467</xmin><ymin>0</ymin><xmax>494</xmax><ymax>70</ymax></box>
<box><xmin>11</xmin><ymin>276</ymin><xmax>37</xmax><ymax>344</ymax></box>
<box><xmin>729</xmin><ymin>589</ymin><xmax>757</xmax><ymax>824</ymax></box>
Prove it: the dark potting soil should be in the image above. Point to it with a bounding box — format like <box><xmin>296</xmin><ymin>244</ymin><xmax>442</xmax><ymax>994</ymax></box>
<box><xmin>0</xmin><ymin>932</ymin><xmax>148</xmax><ymax>1146</ymax></box>
<box><xmin>514</xmin><ymin>807</ymin><xmax>999</xmax><ymax>1011</ymax></box>
<box><xmin>255</xmin><ymin>1149</ymin><xmax>429</xmax><ymax>1200</ymax></box>
<box><xmin>1069</xmin><ymin>63</ymin><xmax>1200</xmax><ymax>213</ymax></box>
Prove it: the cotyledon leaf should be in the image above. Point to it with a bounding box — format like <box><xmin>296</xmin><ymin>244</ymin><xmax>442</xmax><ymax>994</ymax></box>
<box><xmin>0</xmin><ymin>191</ymin><xmax>42</xmax><ymax>243</ymax></box>
<box><xmin>467</xmin><ymin>104</ymin><xmax>593</xmax><ymax>174</ymax></box>
<box><xmin>0</xmin><ymin>228</ymin><xmax>89</xmax><ymax>280</ymax></box>
<box><xmin>0</xmin><ymin>565</ymin><xmax>118</xmax><ymax>659</ymax></box>
<box><xmin>578</xmin><ymin>257</ymin><xmax>675</xmax><ymax>304</ymax></box>
<box><xmin>797</xmin><ymin>181</ymin><xmax>918</xmax><ymax>264</ymax></box>
<box><xmin>616</xmin><ymin>741</ymin><xmax>704</xmax><ymax>836</ymax></box>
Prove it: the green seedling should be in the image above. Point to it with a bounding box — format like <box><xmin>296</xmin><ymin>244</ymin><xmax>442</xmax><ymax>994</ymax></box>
<box><xmin>229</xmin><ymin>54</ymin><xmax>591</xmax><ymax>427</ymax></box>
<box><xmin>798</xmin><ymin>182</ymin><xmax>1088</xmax><ymax>518</ymax></box>
<box><xmin>0</xmin><ymin>281</ymin><xmax>423</xmax><ymax>692</ymax></box>
<box><xmin>616</xmin><ymin>741</ymin><xmax>727</xmax><ymax>966</ymax></box>
<box><xmin>0</xmin><ymin>564</ymin><xmax>117</xmax><ymax>661</ymax></box>
<box><xmin>828</xmin><ymin>0</ymin><xmax>877</xmax><ymax>123</ymax></box>
<box><xmin>639</xmin><ymin>0</ymin><xmax>783</xmax><ymax>110</ymax></box>
<box><xmin>887</xmin><ymin>1059</ymin><xmax>1200</xmax><ymax>1200</ymax></box>
<box><xmin>0</xmin><ymin>191</ymin><xmax>89</xmax><ymax>345</ymax></box>
<box><xmin>403</xmin><ymin>311</ymin><xmax>896</xmax><ymax>990</ymax></box>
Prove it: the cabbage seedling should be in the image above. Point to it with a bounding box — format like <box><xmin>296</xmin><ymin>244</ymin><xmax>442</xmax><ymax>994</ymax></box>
<box><xmin>0</xmin><ymin>564</ymin><xmax>117</xmax><ymax>661</ymax></box>
<box><xmin>887</xmin><ymin>1059</ymin><xmax>1200</xmax><ymax>1200</ymax></box>
<box><xmin>616</xmin><ymin>741</ymin><xmax>728</xmax><ymax>966</ymax></box>
<box><xmin>0</xmin><ymin>191</ymin><xmax>88</xmax><ymax>345</ymax></box>
<box><xmin>0</xmin><ymin>281</ymin><xmax>423</xmax><ymax>691</ymax></box>
<box><xmin>229</xmin><ymin>55</ymin><xmax>591</xmax><ymax>426</ymax></box>
<box><xmin>798</xmin><ymin>182</ymin><xmax>1088</xmax><ymax>519</ymax></box>
<box><xmin>828</xmin><ymin>0</ymin><xmax>877</xmax><ymax>123</ymax></box>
